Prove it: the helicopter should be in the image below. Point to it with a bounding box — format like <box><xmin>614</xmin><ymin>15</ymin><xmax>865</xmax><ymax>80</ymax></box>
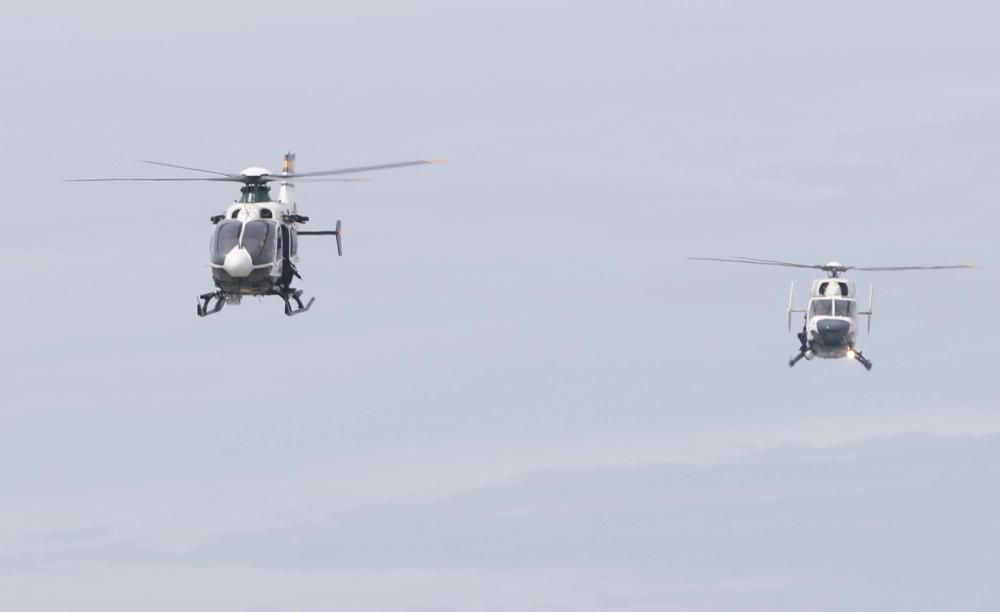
<box><xmin>70</xmin><ymin>153</ymin><xmax>440</xmax><ymax>317</ymax></box>
<box><xmin>687</xmin><ymin>256</ymin><xmax>973</xmax><ymax>371</ymax></box>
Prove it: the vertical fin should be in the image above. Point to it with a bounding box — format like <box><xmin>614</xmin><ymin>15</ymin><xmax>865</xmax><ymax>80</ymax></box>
<box><xmin>278</xmin><ymin>152</ymin><xmax>297</xmax><ymax>211</ymax></box>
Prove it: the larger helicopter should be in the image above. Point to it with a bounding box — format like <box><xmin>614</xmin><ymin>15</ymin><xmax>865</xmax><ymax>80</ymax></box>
<box><xmin>71</xmin><ymin>153</ymin><xmax>440</xmax><ymax>317</ymax></box>
<box><xmin>688</xmin><ymin>256</ymin><xmax>973</xmax><ymax>371</ymax></box>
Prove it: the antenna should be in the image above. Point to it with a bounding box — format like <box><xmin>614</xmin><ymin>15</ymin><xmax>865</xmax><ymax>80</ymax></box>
<box><xmin>787</xmin><ymin>282</ymin><xmax>806</xmax><ymax>332</ymax></box>
<box><xmin>860</xmin><ymin>285</ymin><xmax>874</xmax><ymax>334</ymax></box>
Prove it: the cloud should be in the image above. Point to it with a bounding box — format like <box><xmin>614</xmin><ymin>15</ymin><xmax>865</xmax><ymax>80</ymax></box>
<box><xmin>3</xmin><ymin>432</ymin><xmax>999</xmax><ymax>611</ymax></box>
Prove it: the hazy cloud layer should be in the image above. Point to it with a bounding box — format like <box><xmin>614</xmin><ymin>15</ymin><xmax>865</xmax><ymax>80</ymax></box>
<box><xmin>2</xmin><ymin>434</ymin><xmax>999</xmax><ymax>611</ymax></box>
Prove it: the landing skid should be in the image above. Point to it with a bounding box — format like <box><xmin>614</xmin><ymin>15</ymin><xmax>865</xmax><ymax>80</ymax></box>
<box><xmin>197</xmin><ymin>291</ymin><xmax>226</xmax><ymax>317</ymax></box>
<box><xmin>787</xmin><ymin>349</ymin><xmax>874</xmax><ymax>371</ymax></box>
<box><xmin>853</xmin><ymin>350</ymin><xmax>873</xmax><ymax>371</ymax></box>
<box><xmin>788</xmin><ymin>331</ymin><xmax>810</xmax><ymax>368</ymax></box>
<box><xmin>198</xmin><ymin>288</ymin><xmax>316</xmax><ymax>317</ymax></box>
<box><xmin>788</xmin><ymin>352</ymin><xmax>807</xmax><ymax>368</ymax></box>
<box><xmin>279</xmin><ymin>287</ymin><xmax>315</xmax><ymax>317</ymax></box>
<box><xmin>197</xmin><ymin>288</ymin><xmax>315</xmax><ymax>317</ymax></box>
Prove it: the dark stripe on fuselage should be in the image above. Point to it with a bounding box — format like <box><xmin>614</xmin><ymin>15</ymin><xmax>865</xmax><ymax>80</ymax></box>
<box><xmin>813</xmin><ymin>318</ymin><xmax>851</xmax><ymax>349</ymax></box>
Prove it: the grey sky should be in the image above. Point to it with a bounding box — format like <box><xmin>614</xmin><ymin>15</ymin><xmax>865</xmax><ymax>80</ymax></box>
<box><xmin>1</xmin><ymin>1</ymin><xmax>999</xmax><ymax>610</ymax></box>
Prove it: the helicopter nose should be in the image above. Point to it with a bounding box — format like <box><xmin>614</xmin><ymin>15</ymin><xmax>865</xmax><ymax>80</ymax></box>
<box><xmin>816</xmin><ymin>319</ymin><xmax>850</xmax><ymax>345</ymax></box>
<box><xmin>223</xmin><ymin>247</ymin><xmax>254</xmax><ymax>278</ymax></box>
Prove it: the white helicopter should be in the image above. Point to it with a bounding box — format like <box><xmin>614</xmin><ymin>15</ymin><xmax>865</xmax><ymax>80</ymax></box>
<box><xmin>688</xmin><ymin>256</ymin><xmax>973</xmax><ymax>371</ymax></box>
<box><xmin>71</xmin><ymin>153</ymin><xmax>440</xmax><ymax>316</ymax></box>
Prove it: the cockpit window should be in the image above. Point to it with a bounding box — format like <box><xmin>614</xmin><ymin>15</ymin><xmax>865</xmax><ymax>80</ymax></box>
<box><xmin>810</xmin><ymin>299</ymin><xmax>833</xmax><ymax>317</ymax></box>
<box><xmin>242</xmin><ymin>220</ymin><xmax>278</xmax><ymax>265</ymax></box>
<box><xmin>811</xmin><ymin>298</ymin><xmax>856</xmax><ymax>317</ymax></box>
<box><xmin>210</xmin><ymin>220</ymin><xmax>242</xmax><ymax>265</ymax></box>
<box><xmin>834</xmin><ymin>300</ymin><xmax>856</xmax><ymax>317</ymax></box>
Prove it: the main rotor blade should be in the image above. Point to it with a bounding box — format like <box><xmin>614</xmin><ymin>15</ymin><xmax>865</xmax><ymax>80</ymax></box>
<box><xmin>287</xmin><ymin>178</ymin><xmax>372</xmax><ymax>183</ymax></box>
<box><xmin>281</xmin><ymin>159</ymin><xmax>443</xmax><ymax>179</ymax></box>
<box><xmin>66</xmin><ymin>177</ymin><xmax>239</xmax><ymax>182</ymax></box>
<box><xmin>726</xmin><ymin>256</ymin><xmax>821</xmax><ymax>267</ymax></box>
<box><xmin>66</xmin><ymin>175</ymin><xmax>367</xmax><ymax>184</ymax></box>
<box><xmin>687</xmin><ymin>256</ymin><xmax>819</xmax><ymax>270</ymax></box>
<box><xmin>141</xmin><ymin>160</ymin><xmax>239</xmax><ymax>178</ymax></box>
<box><xmin>852</xmin><ymin>264</ymin><xmax>974</xmax><ymax>271</ymax></box>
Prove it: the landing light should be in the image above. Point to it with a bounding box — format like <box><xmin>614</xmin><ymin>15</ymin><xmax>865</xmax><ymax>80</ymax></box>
<box><xmin>846</xmin><ymin>349</ymin><xmax>856</xmax><ymax>360</ymax></box>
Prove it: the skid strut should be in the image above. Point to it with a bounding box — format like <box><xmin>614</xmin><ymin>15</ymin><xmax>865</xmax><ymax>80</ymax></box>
<box><xmin>197</xmin><ymin>291</ymin><xmax>226</xmax><ymax>317</ymax></box>
<box><xmin>789</xmin><ymin>330</ymin><xmax>809</xmax><ymax>368</ymax></box>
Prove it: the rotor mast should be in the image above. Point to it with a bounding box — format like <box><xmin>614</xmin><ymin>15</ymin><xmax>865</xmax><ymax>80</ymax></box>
<box><xmin>238</xmin><ymin>183</ymin><xmax>272</xmax><ymax>203</ymax></box>
<box><xmin>825</xmin><ymin>262</ymin><xmax>846</xmax><ymax>278</ymax></box>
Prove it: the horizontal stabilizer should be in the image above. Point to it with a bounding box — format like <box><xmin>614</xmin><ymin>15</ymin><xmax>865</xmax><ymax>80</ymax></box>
<box><xmin>298</xmin><ymin>220</ymin><xmax>342</xmax><ymax>256</ymax></box>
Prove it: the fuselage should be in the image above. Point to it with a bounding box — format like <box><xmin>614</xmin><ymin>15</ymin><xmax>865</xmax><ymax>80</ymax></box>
<box><xmin>804</xmin><ymin>296</ymin><xmax>858</xmax><ymax>359</ymax></box>
<box><xmin>793</xmin><ymin>276</ymin><xmax>867</xmax><ymax>361</ymax></box>
<box><xmin>208</xmin><ymin>184</ymin><xmax>300</xmax><ymax>297</ymax></box>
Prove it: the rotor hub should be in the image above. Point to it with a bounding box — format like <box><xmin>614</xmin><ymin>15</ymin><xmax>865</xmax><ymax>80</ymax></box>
<box><xmin>240</xmin><ymin>166</ymin><xmax>271</xmax><ymax>177</ymax></box>
<box><xmin>238</xmin><ymin>167</ymin><xmax>273</xmax><ymax>184</ymax></box>
<box><xmin>823</xmin><ymin>261</ymin><xmax>848</xmax><ymax>277</ymax></box>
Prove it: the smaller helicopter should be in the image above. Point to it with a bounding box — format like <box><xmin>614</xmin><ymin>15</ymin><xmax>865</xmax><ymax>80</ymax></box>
<box><xmin>688</xmin><ymin>256</ymin><xmax>973</xmax><ymax>371</ymax></box>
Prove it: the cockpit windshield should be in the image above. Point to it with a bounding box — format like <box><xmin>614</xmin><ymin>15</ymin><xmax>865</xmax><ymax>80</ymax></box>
<box><xmin>810</xmin><ymin>298</ymin><xmax>856</xmax><ymax>317</ymax></box>
<box><xmin>835</xmin><ymin>300</ymin><xmax>856</xmax><ymax>317</ymax></box>
<box><xmin>810</xmin><ymin>299</ymin><xmax>833</xmax><ymax>317</ymax></box>
<box><xmin>210</xmin><ymin>220</ymin><xmax>241</xmax><ymax>265</ymax></box>
<box><xmin>242</xmin><ymin>220</ymin><xmax>278</xmax><ymax>265</ymax></box>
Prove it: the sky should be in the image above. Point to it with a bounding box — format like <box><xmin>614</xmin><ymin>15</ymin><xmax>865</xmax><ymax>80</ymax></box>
<box><xmin>1</xmin><ymin>1</ymin><xmax>999</xmax><ymax>610</ymax></box>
